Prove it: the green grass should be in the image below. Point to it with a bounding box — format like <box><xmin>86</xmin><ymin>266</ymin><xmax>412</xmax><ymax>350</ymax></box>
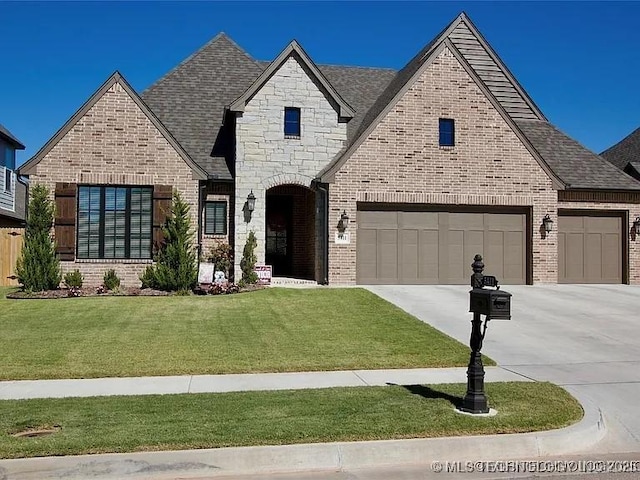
<box><xmin>0</xmin><ymin>382</ymin><xmax>582</xmax><ymax>459</ymax></box>
<box><xmin>0</xmin><ymin>287</ymin><xmax>483</xmax><ymax>380</ymax></box>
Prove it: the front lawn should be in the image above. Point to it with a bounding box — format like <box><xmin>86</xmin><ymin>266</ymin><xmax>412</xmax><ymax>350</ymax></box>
<box><xmin>0</xmin><ymin>382</ymin><xmax>582</xmax><ymax>458</ymax></box>
<box><xmin>0</xmin><ymin>287</ymin><xmax>479</xmax><ymax>380</ymax></box>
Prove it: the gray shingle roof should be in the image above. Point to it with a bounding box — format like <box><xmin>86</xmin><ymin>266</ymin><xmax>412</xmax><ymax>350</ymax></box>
<box><xmin>0</xmin><ymin>124</ymin><xmax>25</xmax><ymax>149</ymax></box>
<box><xmin>601</xmin><ymin>127</ymin><xmax>640</xmax><ymax>171</ymax></box>
<box><xmin>141</xmin><ymin>22</ymin><xmax>639</xmax><ymax>192</ymax></box>
<box><xmin>142</xmin><ymin>34</ymin><xmax>265</xmax><ymax>180</ymax></box>
<box><xmin>516</xmin><ymin>119</ymin><xmax>640</xmax><ymax>190</ymax></box>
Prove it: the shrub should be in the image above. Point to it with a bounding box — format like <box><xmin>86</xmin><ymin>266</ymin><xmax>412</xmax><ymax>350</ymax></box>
<box><xmin>64</xmin><ymin>269</ymin><xmax>83</xmax><ymax>288</ymax></box>
<box><xmin>103</xmin><ymin>269</ymin><xmax>121</xmax><ymax>291</ymax></box>
<box><xmin>207</xmin><ymin>242</ymin><xmax>232</xmax><ymax>278</ymax></box>
<box><xmin>208</xmin><ymin>283</ymin><xmax>240</xmax><ymax>295</ymax></box>
<box><xmin>240</xmin><ymin>231</ymin><xmax>258</xmax><ymax>284</ymax></box>
<box><xmin>15</xmin><ymin>184</ymin><xmax>62</xmax><ymax>291</ymax></box>
<box><xmin>139</xmin><ymin>191</ymin><xmax>198</xmax><ymax>292</ymax></box>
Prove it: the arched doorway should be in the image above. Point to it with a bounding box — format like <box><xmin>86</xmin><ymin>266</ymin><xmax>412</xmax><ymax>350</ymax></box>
<box><xmin>265</xmin><ymin>184</ymin><xmax>316</xmax><ymax>280</ymax></box>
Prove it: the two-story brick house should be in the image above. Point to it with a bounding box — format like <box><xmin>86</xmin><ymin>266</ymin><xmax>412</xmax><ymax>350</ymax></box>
<box><xmin>0</xmin><ymin>124</ymin><xmax>26</xmax><ymax>227</ymax></box>
<box><xmin>18</xmin><ymin>13</ymin><xmax>640</xmax><ymax>286</ymax></box>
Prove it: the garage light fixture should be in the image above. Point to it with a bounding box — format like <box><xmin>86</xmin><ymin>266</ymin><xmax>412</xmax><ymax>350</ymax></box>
<box><xmin>338</xmin><ymin>210</ymin><xmax>349</xmax><ymax>231</ymax></box>
<box><xmin>247</xmin><ymin>190</ymin><xmax>256</xmax><ymax>212</ymax></box>
<box><xmin>542</xmin><ymin>214</ymin><xmax>553</xmax><ymax>234</ymax></box>
<box><xmin>633</xmin><ymin>216</ymin><xmax>640</xmax><ymax>233</ymax></box>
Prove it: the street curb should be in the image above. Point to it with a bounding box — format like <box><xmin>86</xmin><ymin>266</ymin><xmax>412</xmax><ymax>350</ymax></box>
<box><xmin>0</xmin><ymin>389</ymin><xmax>605</xmax><ymax>480</ymax></box>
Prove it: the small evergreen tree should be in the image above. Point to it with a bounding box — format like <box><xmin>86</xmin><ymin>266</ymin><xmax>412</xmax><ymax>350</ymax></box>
<box><xmin>240</xmin><ymin>230</ymin><xmax>258</xmax><ymax>284</ymax></box>
<box><xmin>15</xmin><ymin>184</ymin><xmax>62</xmax><ymax>291</ymax></box>
<box><xmin>139</xmin><ymin>191</ymin><xmax>198</xmax><ymax>292</ymax></box>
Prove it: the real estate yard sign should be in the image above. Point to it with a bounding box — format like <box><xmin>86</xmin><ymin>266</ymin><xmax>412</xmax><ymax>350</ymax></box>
<box><xmin>255</xmin><ymin>265</ymin><xmax>272</xmax><ymax>285</ymax></box>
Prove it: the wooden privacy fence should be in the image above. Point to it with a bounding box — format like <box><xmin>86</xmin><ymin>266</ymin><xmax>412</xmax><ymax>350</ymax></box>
<box><xmin>0</xmin><ymin>227</ymin><xmax>24</xmax><ymax>286</ymax></box>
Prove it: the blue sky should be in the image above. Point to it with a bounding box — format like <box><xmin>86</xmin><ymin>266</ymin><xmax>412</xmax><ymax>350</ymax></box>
<box><xmin>3</xmin><ymin>1</ymin><xmax>639</xmax><ymax>166</ymax></box>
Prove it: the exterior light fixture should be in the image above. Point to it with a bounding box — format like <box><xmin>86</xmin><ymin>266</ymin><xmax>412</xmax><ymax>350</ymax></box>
<box><xmin>542</xmin><ymin>214</ymin><xmax>553</xmax><ymax>234</ymax></box>
<box><xmin>634</xmin><ymin>216</ymin><xmax>640</xmax><ymax>231</ymax></box>
<box><xmin>247</xmin><ymin>190</ymin><xmax>256</xmax><ymax>212</ymax></box>
<box><xmin>338</xmin><ymin>210</ymin><xmax>349</xmax><ymax>231</ymax></box>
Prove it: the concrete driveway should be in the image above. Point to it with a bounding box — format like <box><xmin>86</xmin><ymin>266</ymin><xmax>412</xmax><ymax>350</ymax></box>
<box><xmin>366</xmin><ymin>284</ymin><xmax>640</xmax><ymax>452</ymax></box>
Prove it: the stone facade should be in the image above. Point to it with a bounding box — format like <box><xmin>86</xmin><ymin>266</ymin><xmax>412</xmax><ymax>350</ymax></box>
<box><xmin>234</xmin><ymin>54</ymin><xmax>347</xmax><ymax>275</ymax></box>
<box><xmin>330</xmin><ymin>47</ymin><xmax>558</xmax><ymax>284</ymax></box>
<box><xmin>27</xmin><ymin>80</ymin><xmax>199</xmax><ymax>286</ymax></box>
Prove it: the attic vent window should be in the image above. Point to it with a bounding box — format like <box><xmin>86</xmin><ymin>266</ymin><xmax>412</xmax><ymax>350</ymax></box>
<box><xmin>439</xmin><ymin>118</ymin><xmax>455</xmax><ymax>147</ymax></box>
<box><xmin>284</xmin><ymin>107</ymin><xmax>301</xmax><ymax>138</ymax></box>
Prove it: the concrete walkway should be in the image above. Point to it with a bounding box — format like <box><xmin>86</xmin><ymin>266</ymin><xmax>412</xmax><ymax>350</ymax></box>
<box><xmin>0</xmin><ymin>367</ymin><xmax>526</xmax><ymax>400</ymax></box>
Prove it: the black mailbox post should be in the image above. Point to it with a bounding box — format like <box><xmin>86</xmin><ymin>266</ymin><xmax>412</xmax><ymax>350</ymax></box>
<box><xmin>460</xmin><ymin>254</ymin><xmax>512</xmax><ymax>414</ymax></box>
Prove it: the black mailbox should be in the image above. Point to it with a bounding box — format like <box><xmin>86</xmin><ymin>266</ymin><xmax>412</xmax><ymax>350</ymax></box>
<box><xmin>469</xmin><ymin>288</ymin><xmax>512</xmax><ymax>320</ymax></box>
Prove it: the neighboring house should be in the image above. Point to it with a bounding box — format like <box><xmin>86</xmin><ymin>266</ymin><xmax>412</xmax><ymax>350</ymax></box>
<box><xmin>18</xmin><ymin>12</ymin><xmax>640</xmax><ymax>286</ymax></box>
<box><xmin>601</xmin><ymin>127</ymin><xmax>640</xmax><ymax>181</ymax></box>
<box><xmin>0</xmin><ymin>124</ymin><xmax>26</xmax><ymax>227</ymax></box>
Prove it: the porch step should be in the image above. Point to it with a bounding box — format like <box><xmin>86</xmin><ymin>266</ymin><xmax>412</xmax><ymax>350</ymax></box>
<box><xmin>269</xmin><ymin>277</ymin><xmax>319</xmax><ymax>288</ymax></box>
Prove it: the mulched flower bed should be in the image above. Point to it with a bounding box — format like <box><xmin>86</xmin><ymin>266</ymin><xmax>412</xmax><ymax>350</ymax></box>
<box><xmin>6</xmin><ymin>287</ymin><xmax>171</xmax><ymax>299</ymax></box>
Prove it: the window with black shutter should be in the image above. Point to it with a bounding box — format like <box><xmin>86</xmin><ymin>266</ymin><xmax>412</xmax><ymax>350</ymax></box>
<box><xmin>76</xmin><ymin>185</ymin><xmax>153</xmax><ymax>259</ymax></box>
<box><xmin>204</xmin><ymin>201</ymin><xmax>227</xmax><ymax>235</ymax></box>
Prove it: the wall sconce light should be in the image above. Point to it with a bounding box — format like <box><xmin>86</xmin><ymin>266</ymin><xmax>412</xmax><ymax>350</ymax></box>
<box><xmin>338</xmin><ymin>210</ymin><xmax>349</xmax><ymax>231</ymax></box>
<box><xmin>542</xmin><ymin>214</ymin><xmax>553</xmax><ymax>234</ymax></box>
<box><xmin>247</xmin><ymin>190</ymin><xmax>256</xmax><ymax>212</ymax></box>
<box><xmin>633</xmin><ymin>216</ymin><xmax>640</xmax><ymax>232</ymax></box>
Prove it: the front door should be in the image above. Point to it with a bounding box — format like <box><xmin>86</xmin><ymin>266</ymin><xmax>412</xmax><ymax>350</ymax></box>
<box><xmin>266</xmin><ymin>195</ymin><xmax>293</xmax><ymax>276</ymax></box>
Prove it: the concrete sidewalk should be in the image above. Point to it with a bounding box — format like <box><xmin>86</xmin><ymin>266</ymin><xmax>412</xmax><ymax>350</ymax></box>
<box><xmin>0</xmin><ymin>367</ymin><xmax>526</xmax><ymax>400</ymax></box>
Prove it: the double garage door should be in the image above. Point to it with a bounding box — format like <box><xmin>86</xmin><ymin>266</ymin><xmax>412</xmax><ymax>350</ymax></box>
<box><xmin>357</xmin><ymin>207</ymin><xmax>527</xmax><ymax>285</ymax></box>
<box><xmin>356</xmin><ymin>207</ymin><xmax>625</xmax><ymax>285</ymax></box>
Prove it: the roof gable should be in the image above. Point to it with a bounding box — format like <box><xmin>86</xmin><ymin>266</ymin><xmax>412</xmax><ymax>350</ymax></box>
<box><xmin>229</xmin><ymin>40</ymin><xmax>355</xmax><ymax>119</ymax></box>
<box><xmin>20</xmin><ymin>72</ymin><xmax>207</xmax><ymax>179</ymax></box>
<box><xmin>319</xmin><ymin>13</ymin><xmax>558</xmax><ymax>184</ymax></box>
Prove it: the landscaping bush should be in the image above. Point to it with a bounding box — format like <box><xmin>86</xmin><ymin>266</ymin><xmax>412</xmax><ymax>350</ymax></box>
<box><xmin>139</xmin><ymin>191</ymin><xmax>198</xmax><ymax>292</ymax></box>
<box><xmin>240</xmin><ymin>231</ymin><xmax>258</xmax><ymax>285</ymax></box>
<box><xmin>208</xmin><ymin>283</ymin><xmax>240</xmax><ymax>295</ymax></box>
<box><xmin>103</xmin><ymin>269</ymin><xmax>121</xmax><ymax>291</ymax></box>
<box><xmin>64</xmin><ymin>269</ymin><xmax>83</xmax><ymax>289</ymax></box>
<box><xmin>15</xmin><ymin>184</ymin><xmax>61</xmax><ymax>291</ymax></box>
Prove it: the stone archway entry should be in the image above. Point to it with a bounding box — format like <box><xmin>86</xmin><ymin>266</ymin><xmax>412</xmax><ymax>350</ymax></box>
<box><xmin>265</xmin><ymin>184</ymin><xmax>316</xmax><ymax>280</ymax></box>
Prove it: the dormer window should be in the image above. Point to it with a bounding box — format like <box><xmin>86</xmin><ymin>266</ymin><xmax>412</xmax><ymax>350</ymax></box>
<box><xmin>284</xmin><ymin>107</ymin><xmax>301</xmax><ymax>138</ymax></box>
<box><xmin>439</xmin><ymin>118</ymin><xmax>455</xmax><ymax>147</ymax></box>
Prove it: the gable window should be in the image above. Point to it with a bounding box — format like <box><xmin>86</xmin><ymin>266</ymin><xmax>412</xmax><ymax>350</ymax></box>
<box><xmin>77</xmin><ymin>185</ymin><xmax>152</xmax><ymax>259</ymax></box>
<box><xmin>1</xmin><ymin>143</ymin><xmax>15</xmax><ymax>192</ymax></box>
<box><xmin>284</xmin><ymin>107</ymin><xmax>301</xmax><ymax>137</ymax></box>
<box><xmin>204</xmin><ymin>201</ymin><xmax>227</xmax><ymax>235</ymax></box>
<box><xmin>439</xmin><ymin>118</ymin><xmax>455</xmax><ymax>147</ymax></box>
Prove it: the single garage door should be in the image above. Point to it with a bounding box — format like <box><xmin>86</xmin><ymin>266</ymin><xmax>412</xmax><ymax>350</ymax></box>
<box><xmin>558</xmin><ymin>213</ymin><xmax>623</xmax><ymax>284</ymax></box>
<box><xmin>357</xmin><ymin>208</ymin><xmax>527</xmax><ymax>285</ymax></box>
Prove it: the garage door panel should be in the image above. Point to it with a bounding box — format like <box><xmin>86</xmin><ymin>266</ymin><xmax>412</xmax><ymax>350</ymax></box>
<box><xmin>401</xmin><ymin>212</ymin><xmax>438</xmax><ymax>229</ymax></box>
<box><xmin>356</xmin><ymin>229</ymin><xmax>379</xmax><ymax>283</ymax></box>
<box><xmin>400</xmin><ymin>229</ymin><xmax>418</xmax><ymax>281</ymax></box>
<box><xmin>504</xmin><ymin>231</ymin><xmax>525</xmax><ymax>283</ymax></box>
<box><xmin>419</xmin><ymin>230</ymin><xmax>439</xmax><ymax>282</ymax></box>
<box><xmin>378</xmin><ymin>230</ymin><xmax>398</xmax><ymax>281</ymax></box>
<box><xmin>450</xmin><ymin>212</ymin><xmax>484</xmax><ymax>229</ymax></box>
<box><xmin>359</xmin><ymin>211</ymin><xmax>398</xmax><ymax>229</ymax></box>
<box><xmin>558</xmin><ymin>214</ymin><xmax>622</xmax><ymax>284</ymax></box>
<box><xmin>446</xmin><ymin>230</ymin><xmax>465</xmax><ymax>284</ymax></box>
<box><xmin>464</xmin><ymin>229</ymin><xmax>484</xmax><ymax>280</ymax></box>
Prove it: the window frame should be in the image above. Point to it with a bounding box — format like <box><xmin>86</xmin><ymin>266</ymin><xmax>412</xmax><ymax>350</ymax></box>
<box><xmin>76</xmin><ymin>185</ymin><xmax>153</xmax><ymax>260</ymax></box>
<box><xmin>204</xmin><ymin>200</ymin><xmax>228</xmax><ymax>236</ymax></box>
<box><xmin>439</xmin><ymin>118</ymin><xmax>455</xmax><ymax>147</ymax></box>
<box><xmin>284</xmin><ymin>107</ymin><xmax>301</xmax><ymax>138</ymax></box>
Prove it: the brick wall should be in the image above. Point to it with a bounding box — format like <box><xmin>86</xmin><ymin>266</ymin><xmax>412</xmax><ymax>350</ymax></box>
<box><xmin>28</xmin><ymin>81</ymin><xmax>199</xmax><ymax>287</ymax></box>
<box><xmin>330</xmin><ymin>47</ymin><xmax>557</xmax><ymax>284</ymax></box>
<box><xmin>234</xmin><ymin>54</ymin><xmax>347</xmax><ymax>275</ymax></box>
